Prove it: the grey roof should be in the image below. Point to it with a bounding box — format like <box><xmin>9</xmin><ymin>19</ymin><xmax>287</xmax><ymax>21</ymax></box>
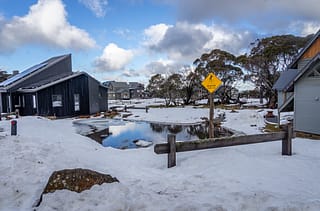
<box><xmin>104</xmin><ymin>81</ymin><xmax>129</xmax><ymax>89</ymax></box>
<box><xmin>0</xmin><ymin>54</ymin><xmax>70</xmax><ymax>89</ymax></box>
<box><xmin>273</xmin><ymin>69</ymin><xmax>299</xmax><ymax>91</ymax></box>
<box><xmin>129</xmin><ymin>82</ymin><xmax>144</xmax><ymax>89</ymax></box>
<box><xmin>0</xmin><ymin>63</ymin><xmax>48</xmax><ymax>87</ymax></box>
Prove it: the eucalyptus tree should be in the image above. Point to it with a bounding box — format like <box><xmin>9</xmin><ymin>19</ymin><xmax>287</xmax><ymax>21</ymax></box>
<box><xmin>193</xmin><ymin>49</ymin><xmax>243</xmax><ymax>104</ymax></box>
<box><xmin>238</xmin><ymin>34</ymin><xmax>311</xmax><ymax>106</ymax></box>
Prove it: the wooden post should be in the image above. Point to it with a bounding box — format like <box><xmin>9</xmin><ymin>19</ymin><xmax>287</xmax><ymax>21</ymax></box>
<box><xmin>167</xmin><ymin>134</ymin><xmax>176</xmax><ymax>168</ymax></box>
<box><xmin>282</xmin><ymin>123</ymin><xmax>292</xmax><ymax>156</ymax></box>
<box><xmin>209</xmin><ymin>93</ymin><xmax>214</xmax><ymax>138</ymax></box>
<box><xmin>146</xmin><ymin>106</ymin><xmax>149</xmax><ymax>113</ymax></box>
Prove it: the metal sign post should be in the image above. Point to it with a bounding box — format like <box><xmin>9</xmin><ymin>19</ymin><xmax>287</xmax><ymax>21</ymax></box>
<box><xmin>209</xmin><ymin>93</ymin><xmax>214</xmax><ymax>138</ymax></box>
<box><xmin>201</xmin><ymin>73</ymin><xmax>222</xmax><ymax>139</ymax></box>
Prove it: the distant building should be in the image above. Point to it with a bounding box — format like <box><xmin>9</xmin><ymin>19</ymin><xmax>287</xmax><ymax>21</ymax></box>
<box><xmin>104</xmin><ymin>81</ymin><xmax>130</xmax><ymax>100</ymax></box>
<box><xmin>273</xmin><ymin>29</ymin><xmax>320</xmax><ymax>135</ymax></box>
<box><xmin>0</xmin><ymin>54</ymin><xmax>108</xmax><ymax>117</ymax></box>
<box><xmin>104</xmin><ymin>81</ymin><xmax>145</xmax><ymax>100</ymax></box>
<box><xmin>129</xmin><ymin>82</ymin><xmax>145</xmax><ymax>99</ymax></box>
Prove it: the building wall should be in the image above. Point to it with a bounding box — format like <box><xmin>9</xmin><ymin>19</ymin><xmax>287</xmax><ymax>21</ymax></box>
<box><xmin>1</xmin><ymin>93</ymin><xmax>10</xmax><ymax>113</ymax></box>
<box><xmin>278</xmin><ymin>91</ymin><xmax>284</xmax><ymax>107</ymax></box>
<box><xmin>99</xmin><ymin>86</ymin><xmax>108</xmax><ymax>112</ymax></box>
<box><xmin>19</xmin><ymin>93</ymin><xmax>37</xmax><ymax>116</ymax></box>
<box><xmin>36</xmin><ymin>74</ymin><xmax>90</xmax><ymax>117</ymax></box>
<box><xmin>88</xmin><ymin>77</ymin><xmax>99</xmax><ymax>114</ymax></box>
<box><xmin>301</xmin><ymin>37</ymin><xmax>320</xmax><ymax>60</ymax></box>
<box><xmin>294</xmin><ymin>69</ymin><xmax>320</xmax><ymax>135</ymax></box>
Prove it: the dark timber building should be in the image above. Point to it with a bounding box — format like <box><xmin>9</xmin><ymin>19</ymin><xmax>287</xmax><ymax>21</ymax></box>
<box><xmin>0</xmin><ymin>54</ymin><xmax>108</xmax><ymax>117</ymax></box>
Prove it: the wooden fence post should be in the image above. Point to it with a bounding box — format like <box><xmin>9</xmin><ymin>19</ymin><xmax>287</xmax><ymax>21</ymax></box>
<box><xmin>282</xmin><ymin>123</ymin><xmax>293</xmax><ymax>156</ymax></box>
<box><xmin>167</xmin><ymin>134</ymin><xmax>176</xmax><ymax>168</ymax></box>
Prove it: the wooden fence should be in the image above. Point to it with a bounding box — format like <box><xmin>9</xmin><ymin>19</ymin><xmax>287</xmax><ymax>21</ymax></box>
<box><xmin>154</xmin><ymin>124</ymin><xmax>293</xmax><ymax>168</ymax></box>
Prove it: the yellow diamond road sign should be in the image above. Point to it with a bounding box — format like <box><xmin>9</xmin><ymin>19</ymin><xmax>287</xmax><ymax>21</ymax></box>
<box><xmin>201</xmin><ymin>73</ymin><xmax>222</xmax><ymax>93</ymax></box>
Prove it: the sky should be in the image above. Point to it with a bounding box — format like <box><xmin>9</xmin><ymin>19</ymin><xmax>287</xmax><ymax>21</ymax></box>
<box><xmin>0</xmin><ymin>0</ymin><xmax>319</xmax><ymax>84</ymax></box>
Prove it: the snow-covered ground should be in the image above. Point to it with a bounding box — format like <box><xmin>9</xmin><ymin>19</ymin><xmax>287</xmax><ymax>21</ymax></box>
<box><xmin>0</xmin><ymin>102</ymin><xmax>319</xmax><ymax>210</ymax></box>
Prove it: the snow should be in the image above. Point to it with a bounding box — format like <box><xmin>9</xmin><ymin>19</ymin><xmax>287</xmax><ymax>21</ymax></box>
<box><xmin>133</xmin><ymin>140</ymin><xmax>153</xmax><ymax>147</ymax></box>
<box><xmin>0</xmin><ymin>101</ymin><xmax>320</xmax><ymax>210</ymax></box>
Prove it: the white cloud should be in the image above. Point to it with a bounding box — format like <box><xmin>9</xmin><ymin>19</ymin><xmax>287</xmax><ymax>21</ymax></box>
<box><xmin>0</xmin><ymin>0</ymin><xmax>96</xmax><ymax>53</ymax></box>
<box><xmin>144</xmin><ymin>22</ymin><xmax>254</xmax><ymax>62</ymax></box>
<box><xmin>144</xmin><ymin>59</ymin><xmax>182</xmax><ymax>75</ymax></box>
<box><xmin>94</xmin><ymin>43</ymin><xmax>135</xmax><ymax>71</ymax></box>
<box><xmin>78</xmin><ymin>0</ymin><xmax>108</xmax><ymax>18</ymax></box>
<box><xmin>290</xmin><ymin>21</ymin><xmax>320</xmax><ymax>36</ymax></box>
<box><xmin>164</xmin><ymin>0</ymin><xmax>320</xmax><ymax>35</ymax></box>
<box><xmin>143</xmin><ymin>23</ymin><xmax>172</xmax><ymax>47</ymax></box>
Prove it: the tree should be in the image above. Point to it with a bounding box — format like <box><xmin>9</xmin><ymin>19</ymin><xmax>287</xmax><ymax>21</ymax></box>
<box><xmin>162</xmin><ymin>73</ymin><xmax>183</xmax><ymax>106</ymax></box>
<box><xmin>146</xmin><ymin>74</ymin><xmax>165</xmax><ymax>98</ymax></box>
<box><xmin>193</xmin><ymin>49</ymin><xmax>243</xmax><ymax>104</ymax></box>
<box><xmin>0</xmin><ymin>70</ymin><xmax>10</xmax><ymax>82</ymax></box>
<box><xmin>238</xmin><ymin>34</ymin><xmax>311</xmax><ymax>107</ymax></box>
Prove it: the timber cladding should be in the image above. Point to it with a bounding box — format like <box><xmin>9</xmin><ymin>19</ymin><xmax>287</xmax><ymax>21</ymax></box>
<box><xmin>301</xmin><ymin>37</ymin><xmax>320</xmax><ymax>59</ymax></box>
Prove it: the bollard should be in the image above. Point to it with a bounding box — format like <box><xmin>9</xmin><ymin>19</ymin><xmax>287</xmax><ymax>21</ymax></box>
<box><xmin>11</xmin><ymin>120</ymin><xmax>17</xmax><ymax>136</ymax></box>
<box><xmin>15</xmin><ymin>109</ymin><xmax>19</xmax><ymax>118</ymax></box>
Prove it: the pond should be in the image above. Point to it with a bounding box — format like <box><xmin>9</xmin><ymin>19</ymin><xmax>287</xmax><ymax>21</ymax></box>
<box><xmin>80</xmin><ymin>119</ymin><xmax>233</xmax><ymax>149</ymax></box>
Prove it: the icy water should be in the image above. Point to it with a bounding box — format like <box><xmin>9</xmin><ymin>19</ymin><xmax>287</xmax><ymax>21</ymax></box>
<box><xmin>84</xmin><ymin>120</ymin><xmax>233</xmax><ymax>149</ymax></box>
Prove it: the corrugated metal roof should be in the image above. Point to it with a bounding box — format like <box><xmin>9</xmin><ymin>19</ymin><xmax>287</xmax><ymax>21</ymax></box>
<box><xmin>0</xmin><ymin>63</ymin><xmax>48</xmax><ymax>87</ymax></box>
<box><xmin>273</xmin><ymin>69</ymin><xmax>299</xmax><ymax>91</ymax></box>
<box><xmin>0</xmin><ymin>54</ymin><xmax>70</xmax><ymax>89</ymax></box>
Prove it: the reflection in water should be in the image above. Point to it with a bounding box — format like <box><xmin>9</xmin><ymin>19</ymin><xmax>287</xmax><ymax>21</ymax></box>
<box><xmin>87</xmin><ymin>120</ymin><xmax>233</xmax><ymax>149</ymax></box>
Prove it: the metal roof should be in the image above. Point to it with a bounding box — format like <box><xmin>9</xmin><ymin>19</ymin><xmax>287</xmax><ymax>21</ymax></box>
<box><xmin>273</xmin><ymin>69</ymin><xmax>299</xmax><ymax>91</ymax></box>
<box><xmin>0</xmin><ymin>54</ymin><xmax>70</xmax><ymax>89</ymax></box>
<box><xmin>0</xmin><ymin>63</ymin><xmax>47</xmax><ymax>87</ymax></box>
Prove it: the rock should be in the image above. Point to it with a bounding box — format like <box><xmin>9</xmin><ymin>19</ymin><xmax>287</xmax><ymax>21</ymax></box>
<box><xmin>35</xmin><ymin>168</ymin><xmax>119</xmax><ymax>207</ymax></box>
<box><xmin>42</xmin><ymin>168</ymin><xmax>119</xmax><ymax>194</ymax></box>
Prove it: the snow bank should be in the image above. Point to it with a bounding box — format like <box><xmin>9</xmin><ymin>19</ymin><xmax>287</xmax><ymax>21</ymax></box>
<box><xmin>0</xmin><ymin>108</ymin><xmax>319</xmax><ymax>210</ymax></box>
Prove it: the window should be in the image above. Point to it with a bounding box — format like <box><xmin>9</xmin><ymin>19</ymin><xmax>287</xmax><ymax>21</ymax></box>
<box><xmin>32</xmin><ymin>95</ymin><xmax>36</xmax><ymax>109</ymax></box>
<box><xmin>74</xmin><ymin>94</ymin><xmax>80</xmax><ymax>111</ymax></box>
<box><xmin>52</xmin><ymin>95</ymin><xmax>62</xmax><ymax>107</ymax></box>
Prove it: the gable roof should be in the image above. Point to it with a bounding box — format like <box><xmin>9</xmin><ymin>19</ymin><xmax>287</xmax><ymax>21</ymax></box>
<box><xmin>273</xmin><ymin>69</ymin><xmax>299</xmax><ymax>91</ymax></box>
<box><xmin>129</xmin><ymin>82</ymin><xmax>144</xmax><ymax>89</ymax></box>
<box><xmin>0</xmin><ymin>54</ymin><xmax>71</xmax><ymax>90</ymax></box>
<box><xmin>289</xmin><ymin>29</ymin><xmax>320</xmax><ymax>69</ymax></box>
<box><xmin>104</xmin><ymin>81</ymin><xmax>129</xmax><ymax>89</ymax></box>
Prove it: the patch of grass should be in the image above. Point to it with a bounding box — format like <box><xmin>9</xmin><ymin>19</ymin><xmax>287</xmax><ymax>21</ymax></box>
<box><xmin>264</xmin><ymin>123</ymin><xmax>281</xmax><ymax>132</ymax></box>
<box><xmin>296</xmin><ymin>132</ymin><xmax>320</xmax><ymax>140</ymax></box>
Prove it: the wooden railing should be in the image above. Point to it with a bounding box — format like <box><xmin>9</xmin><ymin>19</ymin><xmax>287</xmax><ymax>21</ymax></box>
<box><xmin>154</xmin><ymin>124</ymin><xmax>293</xmax><ymax>168</ymax></box>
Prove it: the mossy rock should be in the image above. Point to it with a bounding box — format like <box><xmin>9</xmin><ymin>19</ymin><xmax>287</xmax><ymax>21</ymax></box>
<box><xmin>43</xmin><ymin>168</ymin><xmax>119</xmax><ymax>194</ymax></box>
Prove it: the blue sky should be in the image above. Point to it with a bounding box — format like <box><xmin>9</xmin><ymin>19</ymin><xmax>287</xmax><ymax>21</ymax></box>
<box><xmin>0</xmin><ymin>0</ymin><xmax>319</xmax><ymax>84</ymax></box>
